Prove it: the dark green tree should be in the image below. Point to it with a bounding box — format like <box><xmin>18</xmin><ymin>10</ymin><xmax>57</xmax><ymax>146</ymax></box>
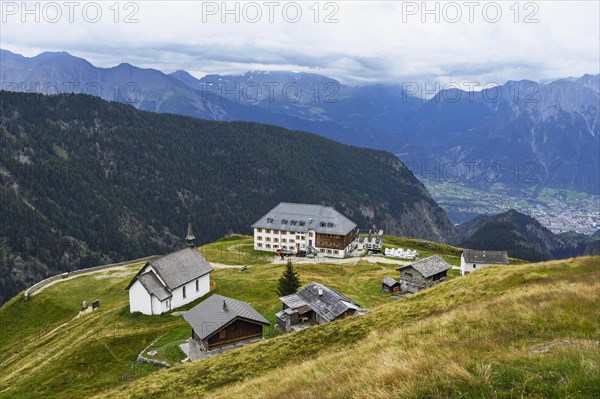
<box><xmin>277</xmin><ymin>259</ymin><xmax>301</xmax><ymax>296</ymax></box>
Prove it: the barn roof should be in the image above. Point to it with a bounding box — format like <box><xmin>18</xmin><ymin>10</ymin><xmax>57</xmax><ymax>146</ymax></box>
<box><xmin>137</xmin><ymin>271</ymin><xmax>172</xmax><ymax>301</ymax></box>
<box><xmin>149</xmin><ymin>248</ymin><xmax>213</xmax><ymax>289</ymax></box>
<box><xmin>183</xmin><ymin>295</ymin><xmax>269</xmax><ymax>340</ymax></box>
<box><xmin>381</xmin><ymin>277</ymin><xmax>399</xmax><ymax>287</ymax></box>
<box><xmin>396</xmin><ymin>255</ymin><xmax>452</xmax><ymax>278</ymax></box>
<box><xmin>462</xmin><ymin>249</ymin><xmax>509</xmax><ymax>265</ymax></box>
<box><xmin>252</xmin><ymin>202</ymin><xmax>356</xmax><ymax>236</ymax></box>
<box><xmin>280</xmin><ymin>282</ymin><xmax>360</xmax><ymax>323</ymax></box>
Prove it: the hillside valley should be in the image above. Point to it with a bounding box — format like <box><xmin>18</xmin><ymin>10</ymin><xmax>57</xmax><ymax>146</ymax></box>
<box><xmin>0</xmin><ymin>235</ymin><xmax>597</xmax><ymax>398</ymax></box>
<box><xmin>0</xmin><ymin>91</ymin><xmax>458</xmax><ymax>305</ymax></box>
<box><xmin>2</xmin><ymin>49</ymin><xmax>598</xmax><ymax>195</ymax></box>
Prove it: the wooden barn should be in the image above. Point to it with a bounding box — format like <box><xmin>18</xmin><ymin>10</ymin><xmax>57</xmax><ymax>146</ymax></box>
<box><xmin>276</xmin><ymin>282</ymin><xmax>360</xmax><ymax>332</ymax></box>
<box><xmin>396</xmin><ymin>255</ymin><xmax>452</xmax><ymax>293</ymax></box>
<box><xmin>183</xmin><ymin>295</ymin><xmax>269</xmax><ymax>359</ymax></box>
<box><xmin>381</xmin><ymin>277</ymin><xmax>400</xmax><ymax>293</ymax></box>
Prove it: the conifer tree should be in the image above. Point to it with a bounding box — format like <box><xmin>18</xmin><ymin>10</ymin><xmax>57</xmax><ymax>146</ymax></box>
<box><xmin>277</xmin><ymin>259</ymin><xmax>301</xmax><ymax>296</ymax></box>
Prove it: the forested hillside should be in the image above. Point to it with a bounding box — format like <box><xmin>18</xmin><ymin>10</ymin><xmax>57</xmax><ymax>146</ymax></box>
<box><xmin>0</xmin><ymin>91</ymin><xmax>458</xmax><ymax>304</ymax></box>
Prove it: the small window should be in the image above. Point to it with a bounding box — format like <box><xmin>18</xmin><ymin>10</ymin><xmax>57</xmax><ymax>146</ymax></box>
<box><xmin>219</xmin><ymin>330</ymin><xmax>226</xmax><ymax>339</ymax></box>
<box><xmin>196</xmin><ymin>279</ymin><xmax>199</xmax><ymax>292</ymax></box>
<box><xmin>183</xmin><ymin>286</ymin><xmax>187</xmax><ymax>299</ymax></box>
<box><xmin>473</xmin><ymin>264</ymin><xmax>477</xmax><ymax>268</ymax></box>
<box><xmin>256</xmin><ymin>228</ymin><xmax>262</xmax><ymax>233</ymax></box>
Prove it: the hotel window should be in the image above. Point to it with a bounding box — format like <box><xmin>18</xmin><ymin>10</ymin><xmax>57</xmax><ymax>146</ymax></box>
<box><xmin>320</xmin><ymin>249</ymin><xmax>324</xmax><ymax>253</ymax></box>
<box><xmin>257</xmin><ymin>236</ymin><xmax>262</xmax><ymax>240</ymax></box>
<box><xmin>289</xmin><ymin>239</ymin><xmax>295</xmax><ymax>243</ymax></box>
<box><xmin>274</xmin><ymin>238</ymin><xmax>279</xmax><ymax>242</ymax></box>
<box><xmin>273</xmin><ymin>245</ymin><xmax>278</xmax><ymax>249</ymax></box>
<box><xmin>257</xmin><ymin>243</ymin><xmax>262</xmax><ymax>248</ymax></box>
<box><xmin>256</xmin><ymin>228</ymin><xmax>262</xmax><ymax>233</ymax></box>
<box><xmin>309</xmin><ymin>232</ymin><xmax>314</xmax><ymax>237</ymax></box>
<box><xmin>266</xmin><ymin>244</ymin><xmax>271</xmax><ymax>249</ymax></box>
<box><xmin>265</xmin><ymin>237</ymin><xmax>271</xmax><ymax>242</ymax></box>
<box><xmin>327</xmin><ymin>249</ymin><xmax>332</xmax><ymax>254</ymax></box>
<box><xmin>282</xmin><ymin>239</ymin><xmax>287</xmax><ymax>243</ymax></box>
<box><xmin>334</xmin><ymin>250</ymin><xmax>339</xmax><ymax>254</ymax></box>
<box><xmin>266</xmin><ymin>229</ymin><xmax>271</xmax><ymax>233</ymax></box>
<box><xmin>296</xmin><ymin>235</ymin><xmax>300</xmax><ymax>239</ymax></box>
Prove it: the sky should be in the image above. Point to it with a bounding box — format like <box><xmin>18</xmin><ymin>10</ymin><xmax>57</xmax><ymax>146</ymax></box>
<box><xmin>1</xmin><ymin>1</ymin><xmax>599</xmax><ymax>87</ymax></box>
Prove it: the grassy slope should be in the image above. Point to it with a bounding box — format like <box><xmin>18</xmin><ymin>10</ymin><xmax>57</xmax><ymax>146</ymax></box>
<box><xmin>0</xmin><ymin>236</ymin><xmax>412</xmax><ymax>398</ymax></box>
<box><xmin>95</xmin><ymin>257</ymin><xmax>600</xmax><ymax>399</ymax></box>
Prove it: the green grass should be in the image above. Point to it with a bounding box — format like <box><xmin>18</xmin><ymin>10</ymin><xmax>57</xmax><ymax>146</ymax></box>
<box><xmin>95</xmin><ymin>256</ymin><xmax>600</xmax><ymax>399</ymax></box>
<box><xmin>0</xmin><ymin>240</ymin><xmax>405</xmax><ymax>398</ymax></box>
<box><xmin>146</xmin><ymin>327</ymin><xmax>190</xmax><ymax>364</ymax></box>
<box><xmin>199</xmin><ymin>235</ymin><xmax>272</xmax><ymax>265</ymax></box>
<box><xmin>1</xmin><ymin>235</ymin><xmax>594</xmax><ymax>399</ymax></box>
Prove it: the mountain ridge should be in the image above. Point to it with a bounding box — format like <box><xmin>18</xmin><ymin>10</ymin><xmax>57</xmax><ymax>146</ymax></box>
<box><xmin>0</xmin><ymin>90</ymin><xmax>459</xmax><ymax>305</ymax></box>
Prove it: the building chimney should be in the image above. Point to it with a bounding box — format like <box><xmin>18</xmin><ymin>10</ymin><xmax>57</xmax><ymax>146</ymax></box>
<box><xmin>222</xmin><ymin>300</ymin><xmax>228</xmax><ymax>311</ymax></box>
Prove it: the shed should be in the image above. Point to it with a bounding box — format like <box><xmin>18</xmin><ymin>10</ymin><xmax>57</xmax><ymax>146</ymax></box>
<box><xmin>381</xmin><ymin>277</ymin><xmax>400</xmax><ymax>293</ymax></box>
<box><xmin>184</xmin><ymin>294</ymin><xmax>269</xmax><ymax>354</ymax></box>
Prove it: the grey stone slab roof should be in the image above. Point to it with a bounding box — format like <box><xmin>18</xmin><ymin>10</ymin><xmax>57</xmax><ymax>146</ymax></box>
<box><xmin>382</xmin><ymin>277</ymin><xmax>399</xmax><ymax>287</ymax></box>
<box><xmin>280</xmin><ymin>293</ymin><xmax>308</xmax><ymax>309</ymax></box>
<box><xmin>281</xmin><ymin>282</ymin><xmax>360</xmax><ymax>323</ymax></box>
<box><xmin>462</xmin><ymin>249</ymin><xmax>509</xmax><ymax>265</ymax></box>
<box><xmin>150</xmin><ymin>248</ymin><xmax>213</xmax><ymax>289</ymax></box>
<box><xmin>137</xmin><ymin>271</ymin><xmax>172</xmax><ymax>301</ymax></box>
<box><xmin>184</xmin><ymin>294</ymin><xmax>269</xmax><ymax>340</ymax></box>
<box><xmin>397</xmin><ymin>255</ymin><xmax>452</xmax><ymax>278</ymax></box>
<box><xmin>252</xmin><ymin>202</ymin><xmax>356</xmax><ymax>236</ymax></box>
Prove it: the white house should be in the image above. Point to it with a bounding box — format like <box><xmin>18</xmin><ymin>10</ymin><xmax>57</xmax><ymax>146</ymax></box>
<box><xmin>126</xmin><ymin>219</ymin><xmax>214</xmax><ymax>315</ymax></box>
<box><xmin>460</xmin><ymin>249</ymin><xmax>509</xmax><ymax>276</ymax></box>
<box><xmin>251</xmin><ymin>202</ymin><xmax>357</xmax><ymax>258</ymax></box>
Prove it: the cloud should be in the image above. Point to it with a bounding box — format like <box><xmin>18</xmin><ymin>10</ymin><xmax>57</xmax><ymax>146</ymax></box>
<box><xmin>1</xmin><ymin>1</ymin><xmax>598</xmax><ymax>85</ymax></box>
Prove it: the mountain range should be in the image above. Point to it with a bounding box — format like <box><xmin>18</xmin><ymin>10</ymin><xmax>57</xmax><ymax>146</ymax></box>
<box><xmin>2</xmin><ymin>49</ymin><xmax>598</xmax><ymax>194</ymax></box>
<box><xmin>0</xmin><ymin>91</ymin><xmax>458</xmax><ymax>305</ymax></box>
<box><xmin>459</xmin><ymin>209</ymin><xmax>598</xmax><ymax>261</ymax></box>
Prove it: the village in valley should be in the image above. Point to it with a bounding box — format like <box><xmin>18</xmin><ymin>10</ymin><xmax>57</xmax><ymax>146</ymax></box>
<box><xmin>123</xmin><ymin>202</ymin><xmax>510</xmax><ymax>365</ymax></box>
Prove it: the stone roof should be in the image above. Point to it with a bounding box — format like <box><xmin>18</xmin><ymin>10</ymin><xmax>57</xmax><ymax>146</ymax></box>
<box><xmin>382</xmin><ymin>277</ymin><xmax>399</xmax><ymax>287</ymax></box>
<box><xmin>149</xmin><ymin>248</ymin><xmax>213</xmax><ymax>289</ymax></box>
<box><xmin>183</xmin><ymin>294</ymin><xmax>269</xmax><ymax>340</ymax></box>
<box><xmin>397</xmin><ymin>255</ymin><xmax>452</xmax><ymax>278</ymax></box>
<box><xmin>137</xmin><ymin>271</ymin><xmax>172</xmax><ymax>301</ymax></box>
<box><xmin>280</xmin><ymin>282</ymin><xmax>360</xmax><ymax>323</ymax></box>
<box><xmin>252</xmin><ymin>202</ymin><xmax>356</xmax><ymax>236</ymax></box>
<box><xmin>462</xmin><ymin>249</ymin><xmax>509</xmax><ymax>265</ymax></box>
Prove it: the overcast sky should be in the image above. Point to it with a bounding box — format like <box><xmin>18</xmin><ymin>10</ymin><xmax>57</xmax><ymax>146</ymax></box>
<box><xmin>1</xmin><ymin>1</ymin><xmax>598</xmax><ymax>86</ymax></box>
